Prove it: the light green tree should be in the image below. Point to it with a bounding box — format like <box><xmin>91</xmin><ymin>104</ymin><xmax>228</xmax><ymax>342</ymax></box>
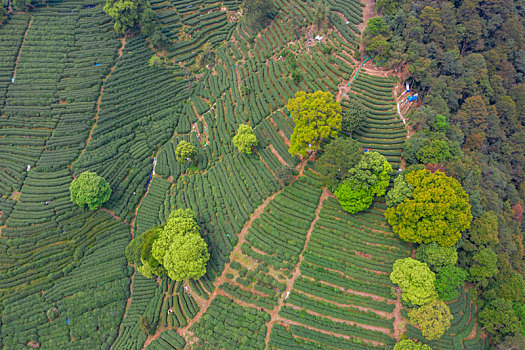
<box><xmin>288</xmin><ymin>91</ymin><xmax>342</xmax><ymax>157</ymax></box>
<box><xmin>233</xmin><ymin>124</ymin><xmax>258</xmax><ymax>154</ymax></box>
<box><xmin>415</xmin><ymin>243</ymin><xmax>458</xmax><ymax>272</ymax></box>
<box><xmin>394</xmin><ymin>339</ymin><xmax>432</xmax><ymax>350</ymax></box>
<box><xmin>152</xmin><ymin>209</ymin><xmax>209</xmax><ymax>280</ymax></box>
<box><xmin>137</xmin><ymin>227</ymin><xmax>165</xmax><ymax>278</ymax></box>
<box><xmin>335</xmin><ymin>151</ymin><xmax>392</xmax><ymax>213</ymax></box>
<box><xmin>385</xmin><ymin>170</ymin><xmax>472</xmax><ymax>247</ymax></box>
<box><xmin>390</xmin><ymin>257</ymin><xmax>437</xmax><ymax>306</ymax></box>
<box><xmin>408</xmin><ymin>299</ymin><xmax>452</xmax><ymax>341</ymax></box>
<box><xmin>162</xmin><ymin>233</ymin><xmax>209</xmax><ymax>280</ymax></box>
<box><xmin>149</xmin><ymin>54</ymin><xmax>162</xmax><ymax>68</ymax></box>
<box><xmin>435</xmin><ymin>265</ymin><xmax>468</xmax><ymax>301</ymax></box>
<box><xmin>70</xmin><ymin>171</ymin><xmax>111</xmax><ymax>210</ymax></box>
<box><xmin>176</xmin><ymin>140</ymin><xmax>196</xmax><ymax>163</ymax></box>
<box><xmin>103</xmin><ymin>0</ymin><xmax>148</xmax><ymax>34</ymax></box>
<box><xmin>386</xmin><ymin>174</ymin><xmax>414</xmax><ymax>207</ymax></box>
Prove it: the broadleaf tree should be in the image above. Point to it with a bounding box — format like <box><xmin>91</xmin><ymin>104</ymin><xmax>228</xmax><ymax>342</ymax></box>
<box><xmin>287</xmin><ymin>91</ymin><xmax>342</xmax><ymax>157</ymax></box>
<box><xmin>335</xmin><ymin>151</ymin><xmax>392</xmax><ymax>213</ymax></box>
<box><xmin>70</xmin><ymin>171</ymin><xmax>111</xmax><ymax>210</ymax></box>
<box><xmin>176</xmin><ymin>140</ymin><xmax>196</xmax><ymax>163</ymax></box>
<box><xmin>408</xmin><ymin>299</ymin><xmax>453</xmax><ymax>341</ymax></box>
<box><xmin>315</xmin><ymin>137</ymin><xmax>362</xmax><ymax>190</ymax></box>
<box><xmin>233</xmin><ymin>124</ymin><xmax>258</xmax><ymax>154</ymax></box>
<box><xmin>435</xmin><ymin>265</ymin><xmax>468</xmax><ymax>301</ymax></box>
<box><xmin>385</xmin><ymin>169</ymin><xmax>472</xmax><ymax>247</ymax></box>
<box><xmin>390</xmin><ymin>257</ymin><xmax>437</xmax><ymax>306</ymax></box>
<box><xmin>394</xmin><ymin>339</ymin><xmax>433</xmax><ymax>350</ymax></box>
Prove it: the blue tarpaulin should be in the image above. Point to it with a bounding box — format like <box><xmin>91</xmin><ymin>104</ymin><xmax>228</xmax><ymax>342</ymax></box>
<box><xmin>94</xmin><ymin>63</ymin><xmax>101</xmax><ymax>66</ymax></box>
<box><xmin>145</xmin><ymin>173</ymin><xmax>153</xmax><ymax>189</ymax></box>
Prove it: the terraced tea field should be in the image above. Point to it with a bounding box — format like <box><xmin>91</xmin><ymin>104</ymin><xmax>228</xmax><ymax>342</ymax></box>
<box><xmin>0</xmin><ymin>0</ymin><xmax>487</xmax><ymax>349</ymax></box>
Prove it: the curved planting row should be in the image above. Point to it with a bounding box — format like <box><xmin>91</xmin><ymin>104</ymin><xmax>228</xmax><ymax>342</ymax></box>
<box><xmin>270</xmin><ymin>198</ymin><xmax>410</xmax><ymax>349</ymax></box>
<box><xmin>404</xmin><ymin>289</ymin><xmax>488</xmax><ymax>350</ymax></box>
<box><xmin>347</xmin><ymin>72</ymin><xmax>405</xmax><ymax>169</ymax></box>
<box><xmin>0</xmin><ymin>3</ymin><xmax>132</xmax><ymax>349</ymax></box>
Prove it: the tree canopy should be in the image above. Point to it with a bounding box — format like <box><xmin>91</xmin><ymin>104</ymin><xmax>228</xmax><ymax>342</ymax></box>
<box><xmin>103</xmin><ymin>0</ymin><xmax>149</xmax><ymax>34</ymax></box>
<box><xmin>176</xmin><ymin>140</ymin><xmax>196</xmax><ymax>163</ymax></box>
<box><xmin>390</xmin><ymin>257</ymin><xmax>437</xmax><ymax>306</ymax></box>
<box><xmin>403</xmin><ymin>131</ymin><xmax>460</xmax><ymax>165</ymax></box>
<box><xmin>415</xmin><ymin>243</ymin><xmax>458</xmax><ymax>272</ymax></box>
<box><xmin>385</xmin><ymin>170</ymin><xmax>472</xmax><ymax>247</ymax></box>
<box><xmin>315</xmin><ymin>137</ymin><xmax>362</xmax><ymax>190</ymax></box>
<box><xmin>479</xmin><ymin>298</ymin><xmax>521</xmax><ymax>344</ymax></box>
<box><xmin>408</xmin><ymin>299</ymin><xmax>452</xmax><ymax>341</ymax></box>
<box><xmin>103</xmin><ymin>0</ymin><xmax>167</xmax><ymax>48</ymax></box>
<box><xmin>152</xmin><ymin>209</ymin><xmax>209</xmax><ymax>280</ymax></box>
<box><xmin>70</xmin><ymin>171</ymin><xmax>111</xmax><ymax>210</ymax></box>
<box><xmin>233</xmin><ymin>124</ymin><xmax>258</xmax><ymax>154</ymax></box>
<box><xmin>435</xmin><ymin>265</ymin><xmax>468</xmax><ymax>301</ymax></box>
<box><xmin>394</xmin><ymin>339</ymin><xmax>432</xmax><ymax>350</ymax></box>
<box><xmin>341</xmin><ymin>99</ymin><xmax>368</xmax><ymax>134</ymax></box>
<box><xmin>287</xmin><ymin>91</ymin><xmax>342</xmax><ymax>157</ymax></box>
<box><xmin>469</xmin><ymin>247</ymin><xmax>498</xmax><ymax>285</ymax></box>
<box><xmin>386</xmin><ymin>173</ymin><xmax>414</xmax><ymax>207</ymax></box>
<box><xmin>126</xmin><ymin>209</ymin><xmax>209</xmax><ymax>281</ymax></box>
<box><xmin>137</xmin><ymin>227</ymin><xmax>165</xmax><ymax>278</ymax></box>
<box><xmin>243</xmin><ymin>0</ymin><xmax>277</xmax><ymax>29</ymax></box>
<box><xmin>335</xmin><ymin>151</ymin><xmax>392</xmax><ymax>213</ymax></box>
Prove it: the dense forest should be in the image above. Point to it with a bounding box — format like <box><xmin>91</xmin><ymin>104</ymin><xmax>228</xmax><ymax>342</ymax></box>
<box><xmin>367</xmin><ymin>0</ymin><xmax>525</xmax><ymax>348</ymax></box>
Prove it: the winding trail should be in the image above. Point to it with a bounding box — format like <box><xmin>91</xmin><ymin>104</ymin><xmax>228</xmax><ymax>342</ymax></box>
<box><xmin>13</xmin><ymin>15</ymin><xmax>33</xmax><ymax>78</ymax></box>
<box><xmin>73</xmin><ymin>37</ymin><xmax>126</xmax><ymax>169</ymax></box>
<box><xmin>392</xmin><ymin>286</ymin><xmax>404</xmax><ymax>341</ymax></box>
<box><xmin>140</xmin><ymin>159</ymin><xmax>311</xmax><ymax>348</ymax></box>
<box><xmin>264</xmin><ymin>187</ymin><xmax>330</xmax><ymax>348</ymax></box>
<box><xmin>11</xmin><ymin>15</ymin><xmax>33</xmax><ymax>83</ymax></box>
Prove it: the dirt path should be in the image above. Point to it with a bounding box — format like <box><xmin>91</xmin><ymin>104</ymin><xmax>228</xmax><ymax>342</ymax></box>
<box><xmin>100</xmin><ymin>208</ymin><xmax>130</xmax><ymax>225</ymax></box>
<box><xmin>264</xmin><ymin>187</ymin><xmax>329</xmax><ymax>348</ymax></box>
<box><xmin>277</xmin><ymin>318</ymin><xmax>386</xmax><ymax>347</ymax></box>
<box><xmin>268</xmin><ymin>144</ymin><xmax>288</xmax><ymax>166</ymax></box>
<box><xmin>176</xmin><ymin>188</ymin><xmax>287</xmax><ymax>337</ymax></box>
<box><xmin>392</xmin><ymin>286</ymin><xmax>404</xmax><ymax>341</ymax></box>
<box><xmin>141</xmin><ymin>160</ymin><xmax>309</xmax><ymax>347</ymax></box>
<box><xmin>357</xmin><ymin>0</ymin><xmax>376</xmax><ymax>44</ymax></box>
<box><xmin>73</xmin><ymin>37</ymin><xmax>126</xmax><ymax>169</ymax></box>
<box><xmin>294</xmin><ymin>289</ymin><xmax>391</xmax><ymax>318</ymax></box>
<box><xmin>11</xmin><ymin>15</ymin><xmax>33</xmax><ymax>83</ymax></box>
<box><xmin>143</xmin><ymin>159</ymin><xmax>310</xmax><ymax>347</ymax></box>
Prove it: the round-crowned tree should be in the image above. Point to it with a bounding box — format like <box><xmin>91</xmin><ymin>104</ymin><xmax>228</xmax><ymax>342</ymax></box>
<box><xmin>335</xmin><ymin>151</ymin><xmax>392</xmax><ymax>213</ymax></box>
<box><xmin>176</xmin><ymin>140</ymin><xmax>196</xmax><ymax>163</ymax></box>
<box><xmin>152</xmin><ymin>209</ymin><xmax>209</xmax><ymax>280</ymax></box>
<box><xmin>394</xmin><ymin>339</ymin><xmax>432</xmax><ymax>350</ymax></box>
<box><xmin>233</xmin><ymin>124</ymin><xmax>258</xmax><ymax>154</ymax></box>
<box><xmin>385</xmin><ymin>169</ymin><xmax>472</xmax><ymax>247</ymax></box>
<box><xmin>390</xmin><ymin>257</ymin><xmax>437</xmax><ymax>306</ymax></box>
<box><xmin>287</xmin><ymin>90</ymin><xmax>342</xmax><ymax>157</ymax></box>
<box><xmin>408</xmin><ymin>299</ymin><xmax>452</xmax><ymax>341</ymax></box>
<box><xmin>70</xmin><ymin>171</ymin><xmax>111</xmax><ymax>210</ymax></box>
